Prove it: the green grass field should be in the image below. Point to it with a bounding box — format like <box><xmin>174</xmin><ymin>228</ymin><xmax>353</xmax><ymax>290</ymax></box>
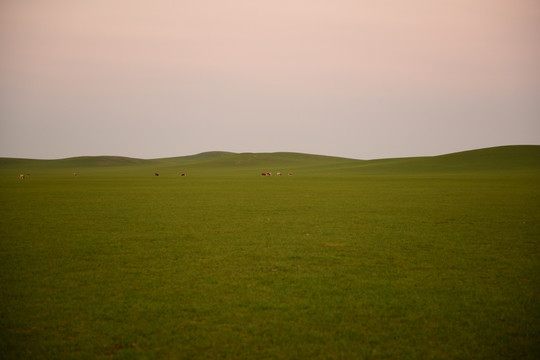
<box><xmin>1</xmin><ymin>145</ymin><xmax>539</xmax><ymax>359</ymax></box>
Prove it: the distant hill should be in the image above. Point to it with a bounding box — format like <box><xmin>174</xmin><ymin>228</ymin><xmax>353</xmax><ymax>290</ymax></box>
<box><xmin>0</xmin><ymin>156</ymin><xmax>151</xmax><ymax>169</ymax></box>
<box><xmin>340</xmin><ymin>145</ymin><xmax>540</xmax><ymax>175</ymax></box>
<box><xmin>1</xmin><ymin>145</ymin><xmax>539</xmax><ymax>176</ymax></box>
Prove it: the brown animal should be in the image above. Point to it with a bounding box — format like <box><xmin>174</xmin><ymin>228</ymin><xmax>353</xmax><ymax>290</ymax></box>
<box><xmin>154</xmin><ymin>173</ymin><xmax>160</xmax><ymax>177</ymax></box>
<box><xmin>181</xmin><ymin>173</ymin><xmax>187</xmax><ymax>177</ymax></box>
<box><xmin>288</xmin><ymin>172</ymin><xmax>293</xmax><ymax>176</ymax></box>
<box><xmin>19</xmin><ymin>174</ymin><xmax>25</xmax><ymax>179</ymax></box>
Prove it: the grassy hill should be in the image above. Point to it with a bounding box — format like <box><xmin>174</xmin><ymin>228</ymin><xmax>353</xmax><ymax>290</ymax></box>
<box><xmin>1</xmin><ymin>145</ymin><xmax>539</xmax><ymax>177</ymax></box>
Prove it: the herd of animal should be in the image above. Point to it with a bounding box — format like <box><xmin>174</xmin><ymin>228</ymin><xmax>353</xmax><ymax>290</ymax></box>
<box><xmin>18</xmin><ymin>172</ymin><xmax>292</xmax><ymax>178</ymax></box>
<box><xmin>260</xmin><ymin>172</ymin><xmax>293</xmax><ymax>176</ymax></box>
<box><xmin>154</xmin><ymin>173</ymin><xmax>187</xmax><ymax>177</ymax></box>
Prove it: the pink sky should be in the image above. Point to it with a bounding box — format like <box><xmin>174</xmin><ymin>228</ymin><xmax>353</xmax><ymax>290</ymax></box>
<box><xmin>1</xmin><ymin>0</ymin><xmax>539</xmax><ymax>159</ymax></box>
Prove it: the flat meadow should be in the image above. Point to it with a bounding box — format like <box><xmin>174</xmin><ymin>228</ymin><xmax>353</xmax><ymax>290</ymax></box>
<box><xmin>0</xmin><ymin>146</ymin><xmax>539</xmax><ymax>359</ymax></box>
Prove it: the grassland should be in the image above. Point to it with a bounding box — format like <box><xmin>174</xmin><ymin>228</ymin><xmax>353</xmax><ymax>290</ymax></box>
<box><xmin>0</xmin><ymin>145</ymin><xmax>539</xmax><ymax>359</ymax></box>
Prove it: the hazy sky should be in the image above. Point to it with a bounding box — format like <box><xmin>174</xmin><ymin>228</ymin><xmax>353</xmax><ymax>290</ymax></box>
<box><xmin>1</xmin><ymin>0</ymin><xmax>539</xmax><ymax>160</ymax></box>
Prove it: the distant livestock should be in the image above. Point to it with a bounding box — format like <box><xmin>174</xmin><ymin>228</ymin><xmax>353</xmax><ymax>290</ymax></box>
<box><xmin>181</xmin><ymin>173</ymin><xmax>187</xmax><ymax>177</ymax></box>
<box><xmin>262</xmin><ymin>172</ymin><xmax>290</xmax><ymax>177</ymax></box>
<box><xmin>19</xmin><ymin>174</ymin><xmax>25</xmax><ymax>179</ymax></box>
<box><xmin>73</xmin><ymin>173</ymin><xmax>77</xmax><ymax>177</ymax></box>
<box><xmin>154</xmin><ymin>173</ymin><xmax>160</xmax><ymax>177</ymax></box>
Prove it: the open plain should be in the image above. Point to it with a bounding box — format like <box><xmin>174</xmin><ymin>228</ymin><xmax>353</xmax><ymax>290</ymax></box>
<box><xmin>1</xmin><ymin>146</ymin><xmax>539</xmax><ymax>359</ymax></box>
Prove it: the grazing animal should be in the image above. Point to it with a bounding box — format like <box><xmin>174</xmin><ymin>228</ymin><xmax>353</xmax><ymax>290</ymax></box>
<box><xmin>19</xmin><ymin>174</ymin><xmax>25</xmax><ymax>179</ymax></box>
<box><xmin>154</xmin><ymin>173</ymin><xmax>160</xmax><ymax>177</ymax></box>
<box><xmin>73</xmin><ymin>173</ymin><xmax>77</xmax><ymax>177</ymax></box>
<box><xmin>277</xmin><ymin>172</ymin><xmax>282</xmax><ymax>176</ymax></box>
<box><xmin>181</xmin><ymin>173</ymin><xmax>187</xmax><ymax>177</ymax></box>
<box><xmin>267</xmin><ymin>172</ymin><xmax>272</xmax><ymax>176</ymax></box>
<box><xmin>261</xmin><ymin>172</ymin><xmax>267</xmax><ymax>176</ymax></box>
<box><xmin>288</xmin><ymin>172</ymin><xmax>293</xmax><ymax>176</ymax></box>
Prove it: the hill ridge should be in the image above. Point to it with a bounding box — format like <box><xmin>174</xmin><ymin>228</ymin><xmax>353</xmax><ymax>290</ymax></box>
<box><xmin>1</xmin><ymin>145</ymin><xmax>538</xmax><ymax>175</ymax></box>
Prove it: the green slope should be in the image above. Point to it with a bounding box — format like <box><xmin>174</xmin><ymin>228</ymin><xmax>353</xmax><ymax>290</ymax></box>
<box><xmin>353</xmin><ymin>145</ymin><xmax>540</xmax><ymax>175</ymax></box>
<box><xmin>281</xmin><ymin>145</ymin><xmax>540</xmax><ymax>176</ymax></box>
<box><xmin>1</xmin><ymin>145</ymin><xmax>539</xmax><ymax>177</ymax></box>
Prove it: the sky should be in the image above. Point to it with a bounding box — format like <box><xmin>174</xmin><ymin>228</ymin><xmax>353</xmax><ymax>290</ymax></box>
<box><xmin>1</xmin><ymin>0</ymin><xmax>539</xmax><ymax>160</ymax></box>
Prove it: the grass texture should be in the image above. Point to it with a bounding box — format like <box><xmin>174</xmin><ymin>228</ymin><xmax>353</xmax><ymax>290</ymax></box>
<box><xmin>0</xmin><ymin>146</ymin><xmax>539</xmax><ymax>359</ymax></box>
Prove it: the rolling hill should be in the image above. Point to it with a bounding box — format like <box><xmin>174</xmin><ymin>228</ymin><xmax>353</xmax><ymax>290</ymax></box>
<box><xmin>0</xmin><ymin>145</ymin><xmax>539</xmax><ymax>177</ymax></box>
